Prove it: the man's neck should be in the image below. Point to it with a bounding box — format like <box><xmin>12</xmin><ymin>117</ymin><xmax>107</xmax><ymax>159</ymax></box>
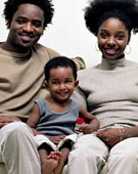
<box><xmin>1</xmin><ymin>42</ymin><xmax>31</xmax><ymax>54</ymax></box>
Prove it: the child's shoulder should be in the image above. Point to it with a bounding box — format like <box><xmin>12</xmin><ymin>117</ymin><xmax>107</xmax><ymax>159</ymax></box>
<box><xmin>35</xmin><ymin>97</ymin><xmax>48</xmax><ymax>109</ymax></box>
<box><xmin>70</xmin><ymin>98</ymin><xmax>81</xmax><ymax>110</ymax></box>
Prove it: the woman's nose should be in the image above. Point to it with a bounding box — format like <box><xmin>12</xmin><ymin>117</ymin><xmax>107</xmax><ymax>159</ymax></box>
<box><xmin>107</xmin><ymin>37</ymin><xmax>116</xmax><ymax>47</ymax></box>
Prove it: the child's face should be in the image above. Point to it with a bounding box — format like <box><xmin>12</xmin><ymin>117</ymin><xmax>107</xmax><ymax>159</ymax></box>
<box><xmin>46</xmin><ymin>67</ymin><xmax>78</xmax><ymax>103</ymax></box>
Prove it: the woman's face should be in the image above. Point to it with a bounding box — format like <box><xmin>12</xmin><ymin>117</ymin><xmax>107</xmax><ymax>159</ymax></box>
<box><xmin>97</xmin><ymin>17</ymin><xmax>129</xmax><ymax>60</ymax></box>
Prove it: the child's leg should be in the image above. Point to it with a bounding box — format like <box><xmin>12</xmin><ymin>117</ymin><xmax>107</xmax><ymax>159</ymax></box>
<box><xmin>38</xmin><ymin>144</ymin><xmax>59</xmax><ymax>174</ymax></box>
<box><xmin>60</xmin><ymin>147</ymin><xmax>70</xmax><ymax>164</ymax></box>
<box><xmin>53</xmin><ymin>147</ymin><xmax>70</xmax><ymax>174</ymax></box>
<box><xmin>53</xmin><ymin>138</ymin><xmax>75</xmax><ymax>174</ymax></box>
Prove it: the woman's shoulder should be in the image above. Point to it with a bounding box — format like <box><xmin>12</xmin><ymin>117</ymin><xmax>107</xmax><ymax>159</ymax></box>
<box><xmin>125</xmin><ymin>60</ymin><xmax>138</xmax><ymax>67</ymax></box>
<box><xmin>78</xmin><ymin>64</ymin><xmax>99</xmax><ymax>77</ymax></box>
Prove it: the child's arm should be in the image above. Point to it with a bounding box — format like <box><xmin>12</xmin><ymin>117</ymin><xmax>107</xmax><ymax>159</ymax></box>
<box><xmin>78</xmin><ymin>106</ymin><xmax>100</xmax><ymax>134</ymax></box>
<box><xmin>27</xmin><ymin>103</ymin><xmax>41</xmax><ymax>128</ymax></box>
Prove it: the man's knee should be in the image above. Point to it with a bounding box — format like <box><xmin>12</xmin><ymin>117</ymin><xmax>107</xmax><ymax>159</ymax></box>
<box><xmin>0</xmin><ymin>121</ymin><xmax>32</xmax><ymax>147</ymax></box>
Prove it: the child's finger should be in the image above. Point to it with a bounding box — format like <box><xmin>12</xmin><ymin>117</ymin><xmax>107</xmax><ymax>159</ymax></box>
<box><xmin>48</xmin><ymin>151</ymin><xmax>62</xmax><ymax>160</ymax></box>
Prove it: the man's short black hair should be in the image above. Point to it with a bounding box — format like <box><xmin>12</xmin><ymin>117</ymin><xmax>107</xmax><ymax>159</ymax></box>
<box><xmin>44</xmin><ymin>56</ymin><xmax>77</xmax><ymax>81</ymax></box>
<box><xmin>4</xmin><ymin>0</ymin><xmax>54</xmax><ymax>28</ymax></box>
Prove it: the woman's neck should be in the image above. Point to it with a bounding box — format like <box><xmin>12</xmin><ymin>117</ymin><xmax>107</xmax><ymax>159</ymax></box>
<box><xmin>100</xmin><ymin>55</ymin><xmax>126</xmax><ymax>70</ymax></box>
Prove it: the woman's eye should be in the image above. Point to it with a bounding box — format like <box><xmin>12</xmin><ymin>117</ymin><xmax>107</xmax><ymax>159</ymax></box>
<box><xmin>100</xmin><ymin>32</ymin><xmax>109</xmax><ymax>39</ymax></box>
<box><xmin>116</xmin><ymin>34</ymin><xmax>125</xmax><ymax>40</ymax></box>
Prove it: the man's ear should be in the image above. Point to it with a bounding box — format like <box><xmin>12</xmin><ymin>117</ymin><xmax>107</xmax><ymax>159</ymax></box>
<box><xmin>74</xmin><ymin>80</ymin><xmax>79</xmax><ymax>87</ymax></box>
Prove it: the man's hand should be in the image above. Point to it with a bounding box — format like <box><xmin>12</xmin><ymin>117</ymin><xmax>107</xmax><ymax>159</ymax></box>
<box><xmin>0</xmin><ymin>116</ymin><xmax>20</xmax><ymax>128</ymax></box>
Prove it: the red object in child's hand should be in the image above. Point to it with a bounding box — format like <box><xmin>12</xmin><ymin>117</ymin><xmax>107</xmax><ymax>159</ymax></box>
<box><xmin>75</xmin><ymin>116</ymin><xmax>85</xmax><ymax>133</ymax></box>
<box><xmin>76</xmin><ymin>117</ymin><xmax>85</xmax><ymax>124</ymax></box>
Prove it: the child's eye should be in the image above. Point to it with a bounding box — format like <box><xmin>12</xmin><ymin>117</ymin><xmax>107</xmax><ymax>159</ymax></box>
<box><xmin>51</xmin><ymin>81</ymin><xmax>59</xmax><ymax>85</ymax></box>
<box><xmin>64</xmin><ymin>79</ymin><xmax>74</xmax><ymax>84</ymax></box>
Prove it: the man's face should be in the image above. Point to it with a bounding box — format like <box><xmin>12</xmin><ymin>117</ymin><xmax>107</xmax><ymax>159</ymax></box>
<box><xmin>7</xmin><ymin>3</ymin><xmax>45</xmax><ymax>51</ymax></box>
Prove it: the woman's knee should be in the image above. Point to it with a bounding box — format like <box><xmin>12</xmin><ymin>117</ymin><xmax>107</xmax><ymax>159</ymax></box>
<box><xmin>109</xmin><ymin>139</ymin><xmax>138</xmax><ymax>164</ymax></box>
<box><xmin>69</xmin><ymin>148</ymin><xmax>102</xmax><ymax>163</ymax></box>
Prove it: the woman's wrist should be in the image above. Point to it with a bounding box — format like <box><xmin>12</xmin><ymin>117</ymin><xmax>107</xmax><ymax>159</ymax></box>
<box><xmin>119</xmin><ymin>128</ymin><xmax>128</xmax><ymax>141</ymax></box>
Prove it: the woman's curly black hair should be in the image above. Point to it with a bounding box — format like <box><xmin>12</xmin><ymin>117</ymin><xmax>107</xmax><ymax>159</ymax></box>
<box><xmin>84</xmin><ymin>0</ymin><xmax>138</xmax><ymax>36</ymax></box>
<box><xmin>4</xmin><ymin>0</ymin><xmax>54</xmax><ymax>28</ymax></box>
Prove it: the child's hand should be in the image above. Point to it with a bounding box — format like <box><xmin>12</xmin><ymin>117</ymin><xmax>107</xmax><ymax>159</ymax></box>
<box><xmin>75</xmin><ymin>116</ymin><xmax>85</xmax><ymax>133</ymax></box>
<box><xmin>79</xmin><ymin>123</ymin><xmax>96</xmax><ymax>134</ymax></box>
<box><xmin>48</xmin><ymin>151</ymin><xmax>63</xmax><ymax>160</ymax></box>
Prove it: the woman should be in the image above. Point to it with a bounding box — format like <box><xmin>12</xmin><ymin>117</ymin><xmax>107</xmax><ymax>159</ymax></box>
<box><xmin>64</xmin><ymin>0</ymin><xmax>138</xmax><ymax>174</ymax></box>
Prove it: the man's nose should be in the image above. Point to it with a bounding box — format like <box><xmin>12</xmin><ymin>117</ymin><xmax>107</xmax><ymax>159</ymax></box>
<box><xmin>23</xmin><ymin>22</ymin><xmax>34</xmax><ymax>33</ymax></box>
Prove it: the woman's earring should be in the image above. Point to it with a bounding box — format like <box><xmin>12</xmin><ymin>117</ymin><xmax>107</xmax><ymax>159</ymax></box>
<box><xmin>125</xmin><ymin>45</ymin><xmax>131</xmax><ymax>55</ymax></box>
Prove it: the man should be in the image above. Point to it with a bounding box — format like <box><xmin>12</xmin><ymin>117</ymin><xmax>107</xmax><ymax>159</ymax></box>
<box><xmin>0</xmin><ymin>0</ymin><xmax>85</xmax><ymax>174</ymax></box>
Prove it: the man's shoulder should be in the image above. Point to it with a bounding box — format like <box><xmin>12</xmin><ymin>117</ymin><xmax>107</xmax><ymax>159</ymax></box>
<box><xmin>34</xmin><ymin>43</ymin><xmax>60</xmax><ymax>58</ymax></box>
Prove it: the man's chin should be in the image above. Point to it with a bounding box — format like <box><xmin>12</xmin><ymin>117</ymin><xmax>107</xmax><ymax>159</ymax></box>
<box><xmin>16</xmin><ymin>42</ymin><xmax>34</xmax><ymax>51</ymax></box>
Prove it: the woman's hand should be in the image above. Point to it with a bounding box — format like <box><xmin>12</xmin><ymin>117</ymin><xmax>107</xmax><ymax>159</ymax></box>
<box><xmin>96</xmin><ymin>128</ymin><xmax>127</xmax><ymax>148</ymax></box>
<box><xmin>48</xmin><ymin>135</ymin><xmax>66</xmax><ymax>145</ymax></box>
<box><xmin>0</xmin><ymin>116</ymin><xmax>20</xmax><ymax>128</ymax></box>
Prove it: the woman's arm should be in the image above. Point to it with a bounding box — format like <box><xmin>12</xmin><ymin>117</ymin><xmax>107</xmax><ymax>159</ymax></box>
<box><xmin>96</xmin><ymin>126</ymin><xmax>138</xmax><ymax>148</ymax></box>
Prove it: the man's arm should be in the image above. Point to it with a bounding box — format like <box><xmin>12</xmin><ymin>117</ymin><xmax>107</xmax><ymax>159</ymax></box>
<box><xmin>46</xmin><ymin>47</ymin><xmax>86</xmax><ymax>70</ymax></box>
<box><xmin>27</xmin><ymin>103</ymin><xmax>41</xmax><ymax>128</ymax></box>
<box><xmin>72</xmin><ymin>56</ymin><xmax>86</xmax><ymax>70</ymax></box>
<box><xmin>0</xmin><ymin>116</ymin><xmax>20</xmax><ymax>128</ymax></box>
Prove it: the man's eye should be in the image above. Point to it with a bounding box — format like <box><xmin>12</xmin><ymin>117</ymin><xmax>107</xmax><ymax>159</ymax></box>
<box><xmin>16</xmin><ymin>18</ymin><xmax>26</xmax><ymax>24</ymax></box>
<box><xmin>32</xmin><ymin>21</ymin><xmax>42</xmax><ymax>28</ymax></box>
